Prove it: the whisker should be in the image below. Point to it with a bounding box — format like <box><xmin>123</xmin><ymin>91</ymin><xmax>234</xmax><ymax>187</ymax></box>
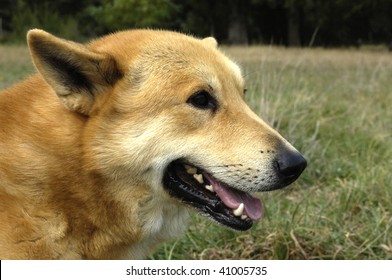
<box><xmin>201</xmin><ymin>164</ymin><xmax>244</xmax><ymax>168</ymax></box>
<box><xmin>243</xmin><ymin>69</ymin><xmax>262</xmax><ymax>80</ymax></box>
<box><xmin>208</xmin><ymin>170</ymin><xmax>238</xmax><ymax>174</ymax></box>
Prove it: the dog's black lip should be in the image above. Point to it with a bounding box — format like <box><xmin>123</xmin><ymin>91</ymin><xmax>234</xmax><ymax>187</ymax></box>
<box><xmin>163</xmin><ymin>159</ymin><xmax>253</xmax><ymax>231</ymax></box>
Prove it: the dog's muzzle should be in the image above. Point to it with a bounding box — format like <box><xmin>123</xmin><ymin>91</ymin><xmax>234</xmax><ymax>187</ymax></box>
<box><xmin>162</xmin><ymin>150</ymin><xmax>306</xmax><ymax>231</ymax></box>
<box><xmin>163</xmin><ymin>160</ymin><xmax>263</xmax><ymax>231</ymax></box>
<box><xmin>272</xmin><ymin>150</ymin><xmax>307</xmax><ymax>190</ymax></box>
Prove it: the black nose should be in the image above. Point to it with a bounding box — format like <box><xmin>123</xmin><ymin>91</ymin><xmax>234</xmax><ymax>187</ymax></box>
<box><xmin>275</xmin><ymin>150</ymin><xmax>307</xmax><ymax>183</ymax></box>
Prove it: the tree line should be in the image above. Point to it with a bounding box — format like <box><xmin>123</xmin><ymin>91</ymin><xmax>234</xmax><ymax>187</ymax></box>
<box><xmin>1</xmin><ymin>0</ymin><xmax>391</xmax><ymax>46</ymax></box>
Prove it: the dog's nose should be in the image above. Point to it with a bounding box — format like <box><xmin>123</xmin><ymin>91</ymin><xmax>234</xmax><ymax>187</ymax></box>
<box><xmin>275</xmin><ymin>150</ymin><xmax>307</xmax><ymax>182</ymax></box>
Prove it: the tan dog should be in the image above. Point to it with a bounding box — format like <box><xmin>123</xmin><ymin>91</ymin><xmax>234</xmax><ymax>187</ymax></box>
<box><xmin>0</xmin><ymin>29</ymin><xmax>306</xmax><ymax>259</ymax></box>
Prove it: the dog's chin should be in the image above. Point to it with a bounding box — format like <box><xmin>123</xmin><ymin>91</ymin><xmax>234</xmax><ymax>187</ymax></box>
<box><xmin>162</xmin><ymin>159</ymin><xmax>264</xmax><ymax>231</ymax></box>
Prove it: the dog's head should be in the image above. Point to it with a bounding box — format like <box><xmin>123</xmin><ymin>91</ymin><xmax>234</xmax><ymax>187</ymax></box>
<box><xmin>27</xmin><ymin>29</ymin><xmax>306</xmax><ymax>231</ymax></box>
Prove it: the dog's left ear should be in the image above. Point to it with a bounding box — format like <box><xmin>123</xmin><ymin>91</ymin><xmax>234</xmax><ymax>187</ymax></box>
<box><xmin>202</xmin><ymin>37</ymin><xmax>218</xmax><ymax>48</ymax></box>
<box><xmin>27</xmin><ymin>29</ymin><xmax>123</xmax><ymax>115</ymax></box>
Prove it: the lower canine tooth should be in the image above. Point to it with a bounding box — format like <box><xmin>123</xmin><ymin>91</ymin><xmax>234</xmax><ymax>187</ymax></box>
<box><xmin>233</xmin><ymin>203</ymin><xmax>244</xmax><ymax>217</ymax></box>
<box><xmin>193</xmin><ymin>174</ymin><xmax>204</xmax><ymax>184</ymax></box>
<box><xmin>241</xmin><ymin>215</ymin><xmax>248</xmax><ymax>220</ymax></box>
<box><xmin>205</xmin><ymin>185</ymin><xmax>214</xmax><ymax>192</ymax></box>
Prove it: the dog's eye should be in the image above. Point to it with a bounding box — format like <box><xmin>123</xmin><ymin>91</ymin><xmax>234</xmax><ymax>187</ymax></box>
<box><xmin>187</xmin><ymin>91</ymin><xmax>217</xmax><ymax>110</ymax></box>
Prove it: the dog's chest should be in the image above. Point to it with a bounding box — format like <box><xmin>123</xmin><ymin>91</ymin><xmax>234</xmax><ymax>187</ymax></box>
<box><xmin>130</xmin><ymin>198</ymin><xmax>190</xmax><ymax>259</ymax></box>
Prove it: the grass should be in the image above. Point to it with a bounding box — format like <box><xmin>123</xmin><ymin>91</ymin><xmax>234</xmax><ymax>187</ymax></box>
<box><xmin>1</xmin><ymin>44</ymin><xmax>391</xmax><ymax>260</ymax></box>
<box><xmin>0</xmin><ymin>45</ymin><xmax>34</xmax><ymax>88</ymax></box>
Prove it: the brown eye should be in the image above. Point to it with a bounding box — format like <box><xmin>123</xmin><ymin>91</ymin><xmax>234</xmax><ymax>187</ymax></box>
<box><xmin>187</xmin><ymin>90</ymin><xmax>217</xmax><ymax>110</ymax></box>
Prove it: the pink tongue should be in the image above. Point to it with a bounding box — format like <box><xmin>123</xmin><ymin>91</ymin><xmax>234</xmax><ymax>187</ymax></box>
<box><xmin>204</xmin><ymin>174</ymin><xmax>264</xmax><ymax>221</ymax></box>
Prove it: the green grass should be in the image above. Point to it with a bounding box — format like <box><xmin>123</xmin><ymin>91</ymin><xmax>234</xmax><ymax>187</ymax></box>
<box><xmin>1</xmin><ymin>44</ymin><xmax>391</xmax><ymax>259</ymax></box>
<box><xmin>0</xmin><ymin>45</ymin><xmax>35</xmax><ymax>88</ymax></box>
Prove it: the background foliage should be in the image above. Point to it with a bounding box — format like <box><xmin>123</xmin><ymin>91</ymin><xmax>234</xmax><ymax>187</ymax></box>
<box><xmin>1</xmin><ymin>0</ymin><xmax>392</xmax><ymax>46</ymax></box>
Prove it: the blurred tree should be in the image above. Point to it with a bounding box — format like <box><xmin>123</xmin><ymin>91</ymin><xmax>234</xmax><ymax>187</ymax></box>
<box><xmin>0</xmin><ymin>0</ymin><xmax>16</xmax><ymax>32</ymax></box>
<box><xmin>251</xmin><ymin>0</ymin><xmax>392</xmax><ymax>46</ymax></box>
<box><xmin>1</xmin><ymin>0</ymin><xmax>392</xmax><ymax>46</ymax></box>
<box><xmin>299</xmin><ymin>0</ymin><xmax>392</xmax><ymax>46</ymax></box>
<box><xmin>174</xmin><ymin>0</ymin><xmax>228</xmax><ymax>41</ymax></box>
<box><xmin>1</xmin><ymin>0</ymin><xmax>95</xmax><ymax>41</ymax></box>
<box><xmin>227</xmin><ymin>0</ymin><xmax>250</xmax><ymax>44</ymax></box>
<box><xmin>285</xmin><ymin>0</ymin><xmax>303</xmax><ymax>46</ymax></box>
<box><xmin>86</xmin><ymin>0</ymin><xmax>179</xmax><ymax>32</ymax></box>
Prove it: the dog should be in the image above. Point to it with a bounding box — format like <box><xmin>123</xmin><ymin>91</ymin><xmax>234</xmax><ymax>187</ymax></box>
<box><xmin>0</xmin><ymin>29</ymin><xmax>306</xmax><ymax>259</ymax></box>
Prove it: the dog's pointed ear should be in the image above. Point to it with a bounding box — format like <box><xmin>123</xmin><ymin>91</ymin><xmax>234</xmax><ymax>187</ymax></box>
<box><xmin>27</xmin><ymin>29</ymin><xmax>123</xmax><ymax>115</ymax></box>
<box><xmin>202</xmin><ymin>37</ymin><xmax>218</xmax><ymax>48</ymax></box>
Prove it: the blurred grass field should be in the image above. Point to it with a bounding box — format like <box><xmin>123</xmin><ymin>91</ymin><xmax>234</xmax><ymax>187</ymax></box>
<box><xmin>1</xmin><ymin>44</ymin><xmax>391</xmax><ymax>259</ymax></box>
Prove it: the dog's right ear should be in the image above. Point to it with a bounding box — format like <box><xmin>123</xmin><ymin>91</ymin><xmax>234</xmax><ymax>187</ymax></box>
<box><xmin>27</xmin><ymin>29</ymin><xmax>123</xmax><ymax>115</ymax></box>
<box><xmin>202</xmin><ymin>37</ymin><xmax>218</xmax><ymax>48</ymax></box>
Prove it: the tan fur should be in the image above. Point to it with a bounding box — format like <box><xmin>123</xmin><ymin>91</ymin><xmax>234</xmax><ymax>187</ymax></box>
<box><xmin>0</xmin><ymin>29</ymin><xmax>302</xmax><ymax>259</ymax></box>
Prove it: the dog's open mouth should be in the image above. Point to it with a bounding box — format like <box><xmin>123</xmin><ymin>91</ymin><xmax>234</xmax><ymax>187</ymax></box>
<box><xmin>163</xmin><ymin>160</ymin><xmax>264</xmax><ymax>231</ymax></box>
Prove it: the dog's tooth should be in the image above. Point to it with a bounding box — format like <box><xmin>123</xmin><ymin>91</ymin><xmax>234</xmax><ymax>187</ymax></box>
<box><xmin>241</xmin><ymin>214</ymin><xmax>248</xmax><ymax>220</ymax></box>
<box><xmin>185</xmin><ymin>165</ymin><xmax>197</xmax><ymax>175</ymax></box>
<box><xmin>233</xmin><ymin>203</ymin><xmax>244</xmax><ymax>217</ymax></box>
<box><xmin>205</xmin><ymin>184</ymin><xmax>214</xmax><ymax>192</ymax></box>
<box><xmin>193</xmin><ymin>173</ymin><xmax>204</xmax><ymax>184</ymax></box>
